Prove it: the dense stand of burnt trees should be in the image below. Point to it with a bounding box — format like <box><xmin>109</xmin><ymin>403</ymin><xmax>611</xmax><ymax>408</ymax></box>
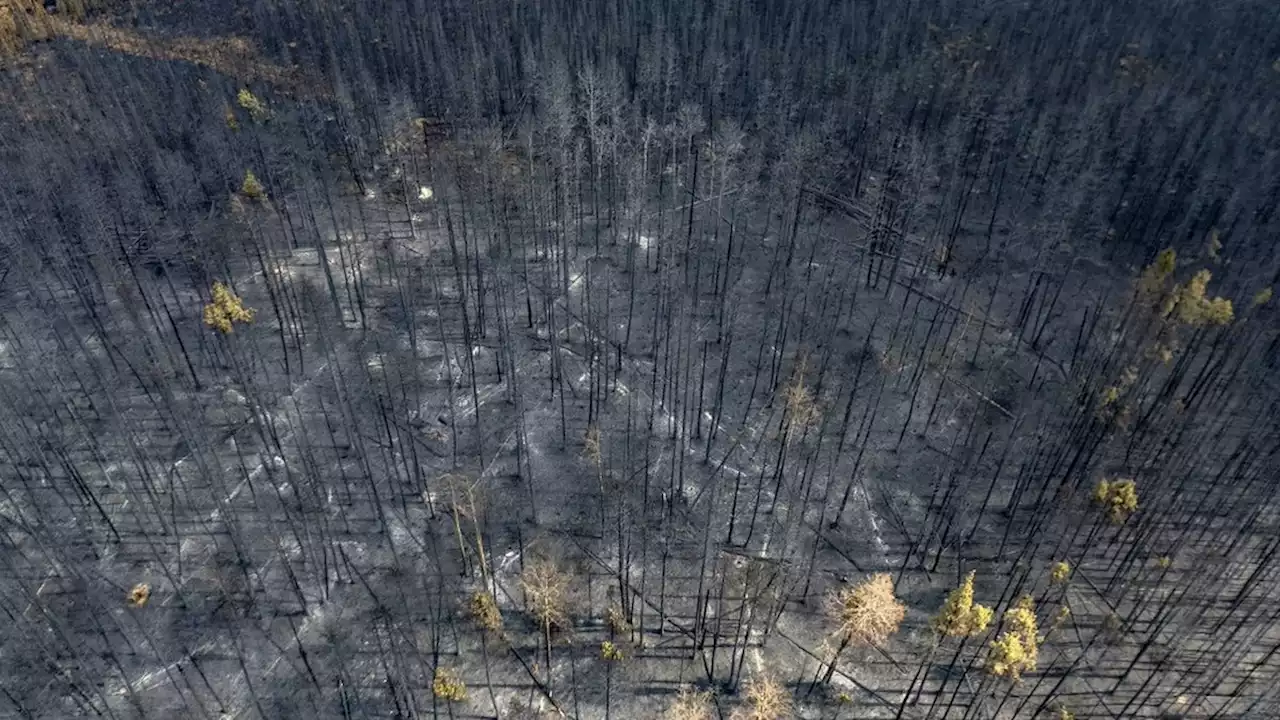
<box><xmin>1</xmin><ymin>0</ymin><xmax>1280</xmax><ymax>718</ymax></box>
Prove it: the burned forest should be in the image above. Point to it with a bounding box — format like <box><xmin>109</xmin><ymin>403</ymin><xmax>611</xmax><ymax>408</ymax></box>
<box><xmin>2</xmin><ymin>0</ymin><xmax>1280</xmax><ymax>718</ymax></box>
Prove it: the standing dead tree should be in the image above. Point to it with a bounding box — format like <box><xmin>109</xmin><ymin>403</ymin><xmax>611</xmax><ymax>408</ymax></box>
<box><xmin>521</xmin><ymin>556</ymin><xmax>571</xmax><ymax>695</ymax></box>
<box><xmin>813</xmin><ymin>573</ymin><xmax>907</xmax><ymax>691</ymax></box>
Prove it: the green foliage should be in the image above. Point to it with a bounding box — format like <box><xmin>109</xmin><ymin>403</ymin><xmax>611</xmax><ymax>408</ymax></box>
<box><xmin>1098</xmin><ymin>384</ymin><xmax>1121</xmax><ymax>409</ymax></box>
<box><xmin>432</xmin><ymin>667</ymin><xmax>467</xmax><ymax>703</ymax></box>
<box><xmin>1051</xmin><ymin>605</ymin><xmax>1071</xmax><ymax>630</ymax></box>
<box><xmin>203</xmin><ymin>281</ymin><xmax>255</xmax><ymax>334</ymax></box>
<box><xmin>1137</xmin><ymin>247</ymin><xmax>1234</xmax><ymax>326</ymax></box>
<box><xmin>1093</xmin><ymin>478</ymin><xmax>1138</xmax><ymax>524</ymax></box>
<box><xmin>1137</xmin><ymin>248</ymin><xmax>1177</xmax><ymax>300</ymax></box>
<box><xmin>600</xmin><ymin>640</ymin><xmax>625</xmax><ymax>661</ymax></box>
<box><xmin>932</xmin><ymin>571</ymin><xmax>993</xmax><ymax>638</ymax></box>
<box><xmin>986</xmin><ymin>596</ymin><xmax>1039</xmax><ymax>680</ymax></box>
<box><xmin>469</xmin><ymin>590</ymin><xmax>502</xmax><ymax>634</ymax></box>
<box><xmin>987</xmin><ymin>632</ymin><xmax>1032</xmax><ymax>680</ymax></box>
<box><xmin>1096</xmin><ymin>365</ymin><xmax>1138</xmax><ymax>420</ymax></box>
<box><xmin>1050</xmin><ymin>561</ymin><xmax>1071</xmax><ymax>584</ymax></box>
<box><xmin>240</xmin><ymin>170</ymin><xmax>267</xmax><ymax>201</ymax></box>
<box><xmin>1171</xmin><ymin>270</ymin><xmax>1234</xmax><ymax>326</ymax></box>
<box><xmin>236</xmin><ymin>88</ymin><xmax>269</xmax><ymax>121</ymax></box>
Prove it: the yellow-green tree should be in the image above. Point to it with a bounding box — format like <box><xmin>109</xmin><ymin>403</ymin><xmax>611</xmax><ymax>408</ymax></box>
<box><xmin>1167</xmin><ymin>269</ymin><xmax>1234</xmax><ymax>326</ymax></box>
<box><xmin>1093</xmin><ymin>478</ymin><xmax>1139</xmax><ymax>524</ymax></box>
<box><xmin>932</xmin><ymin>571</ymin><xmax>994</xmax><ymax>638</ymax></box>
<box><xmin>1050</xmin><ymin>561</ymin><xmax>1071</xmax><ymax>584</ymax></box>
<box><xmin>902</xmin><ymin>571</ymin><xmax>993</xmax><ymax>710</ymax></box>
<box><xmin>432</xmin><ymin>667</ymin><xmax>467</xmax><ymax>703</ymax></box>
<box><xmin>1136</xmin><ymin>248</ymin><xmax>1178</xmax><ymax>303</ymax></box>
<box><xmin>236</xmin><ymin>88</ymin><xmax>269</xmax><ymax>121</ymax></box>
<box><xmin>600</xmin><ymin>640</ymin><xmax>624</xmax><ymax>661</ymax></box>
<box><xmin>1128</xmin><ymin>248</ymin><xmax>1234</xmax><ymax>379</ymax></box>
<box><xmin>240</xmin><ymin>170</ymin><xmax>267</xmax><ymax>201</ymax></box>
<box><xmin>466</xmin><ymin>586</ymin><xmax>503</xmax><ymax>717</ymax></box>
<box><xmin>203</xmin><ymin>282</ymin><xmax>255</xmax><ymax>334</ymax></box>
<box><xmin>469</xmin><ymin>590</ymin><xmax>502</xmax><ymax>635</ymax></box>
<box><xmin>985</xmin><ymin>596</ymin><xmax>1039</xmax><ymax>680</ymax></box>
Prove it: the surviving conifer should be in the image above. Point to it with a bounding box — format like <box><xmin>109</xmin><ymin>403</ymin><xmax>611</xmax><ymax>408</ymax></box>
<box><xmin>932</xmin><ymin>571</ymin><xmax>993</xmax><ymax>638</ymax></box>
<box><xmin>985</xmin><ymin>596</ymin><xmax>1039</xmax><ymax>680</ymax></box>
<box><xmin>236</xmin><ymin>88</ymin><xmax>269</xmax><ymax>121</ymax></box>
<box><xmin>240</xmin><ymin>170</ymin><xmax>267</xmax><ymax>201</ymax></box>
<box><xmin>1050</xmin><ymin>561</ymin><xmax>1071</xmax><ymax>584</ymax></box>
<box><xmin>203</xmin><ymin>281</ymin><xmax>255</xmax><ymax>334</ymax></box>
<box><xmin>1092</xmin><ymin>479</ymin><xmax>1139</xmax><ymax>524</ymax></box>
<box><xmin>432</xmin><ymin>667</ymin><xmax>467</xmax><ymax>703</ymax></box>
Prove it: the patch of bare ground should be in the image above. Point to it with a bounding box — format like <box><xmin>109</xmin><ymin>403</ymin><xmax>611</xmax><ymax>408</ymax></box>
<box><xmin>2</xmin><ymin>0</ymin><xmax>322</xmax><ymax>97</ymax></box>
